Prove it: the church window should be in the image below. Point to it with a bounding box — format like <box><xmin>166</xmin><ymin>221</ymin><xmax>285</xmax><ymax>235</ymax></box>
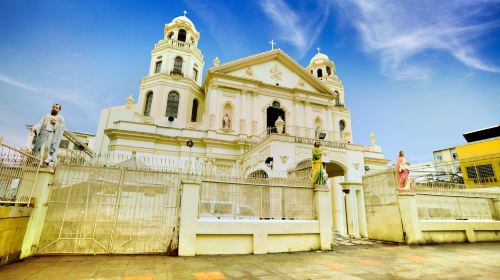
<box><xmin>155</xmin><ymin>61</ymin><xmax>162</xmax><ymax>74</ymax></box>
<box><xmin>310</xmin><ymin>70</ymin><xmax>313</xmax><ymax>74</ymax></box>
<box><xmin>317</xmin><ymin>69</ymin><xmax>323</xmax><ymax>78</ymax></box>
<box><xmin>144</xmin><ymin>91</ymin><xmax>153</xmax><ymax>116</ymax></box>
<box><xmin>178</xmin><ymin>29</ymin><xmax>187</xmax><ymax>42</ymax></box>
<box><xmin>59</xmin><ymin>140</ymin><xmax>69</xmax><ymax>149</ymax></box>
<box><xmin>166</xmin><ymin>91</ymin><xmax>180</xmax><ymax>118</ymax></box>
<box><xmin>173</xmin><ymin>57</ymin><xmax>183</xmax><ymax>75</ymax></box>
<box><xmin>193</xmin><ymin>68</ymin><xmax>198</xmax><ymax>81</ymax></box>
<box><xmin>272</xmin><ymin>101</ymin><xmax>281</xmax><ymax>108</ymax></box>
<box><xmin>191</xmin><ymin>99</ymin><xmax>199</xmax><ymax>122</ymax></box>
<box><xmin>335</xmin><ymin>91</ymin><xmax>340</xmax><ymax>105</ymax></box>
<box><xmin>339</xmin><ymin>120</ymin><xmax>346</xmax><ymax>132</ymax></box>
<box><xmin>326</xmin><ymin>66</ymin><xmax>331</xmax><ymax>76</ymax></box>
<box><xmin>168</xmin><ymin>31</ymin><xmax>174</xmax><ymax>39</ymax></box>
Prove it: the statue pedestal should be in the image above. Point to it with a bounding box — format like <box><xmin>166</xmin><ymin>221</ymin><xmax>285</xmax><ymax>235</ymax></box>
<box><xmin>313</xmin><ymin>184</ymin><xmax>328</xmax><ymax>190</ymax></box>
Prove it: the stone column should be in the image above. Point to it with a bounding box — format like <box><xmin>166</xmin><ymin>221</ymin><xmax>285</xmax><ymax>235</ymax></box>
<box><xmin>21</xmin><ymin>168</ymin><xmax>54</xmax><ymax>258</ymax></box>
<box><xmin>314</xmin><ymin>188</ymin><xmax>333</xmax><ymax>250</ymax></box>
<box><xmin>397</xmin><ymin>192</ymin><xmax>424</xmax><ymax>244</ymax></box>
<box><xmin>251</xmin><ymin>92</ymin><xmax>258</xmax><ymax>135</ymax></box>
<box><xmin>178</xmin><ymin>179</ymin><xmax>201</xmax><ymax>256</ymax></box>
<box><xmin>239</xmin><ymin>91</ymin><xmax>247</xmax><ymax>135</ymax></box>
<box><xmin>331</xmin><ymin>177</ymin><xmax>346</xmax><ymax>237</ymax></box>
<box><xmin>341</xmin><ymin>182</ymin><xmax>362</xmax><ymax>239</ymax></box>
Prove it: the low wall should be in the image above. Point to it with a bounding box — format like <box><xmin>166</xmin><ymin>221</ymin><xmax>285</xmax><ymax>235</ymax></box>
<box><xmin>398</xmin><ymin>192</ymin><xmax>500</xmax><ymax>244</ymax></box>
<box><xmin>178</xmin><ymin>180</ymin><xmax>332</xmax><ymax>256</ymax></box>
<box><xmin>195</xmin><ymin>218</ymin><xmax>320</xmax><ymax>255</ymax></box>
<box><xmin>0</xmin><ymin>206</ymin><xmax>32</xmax><ymax>267</ymax></box>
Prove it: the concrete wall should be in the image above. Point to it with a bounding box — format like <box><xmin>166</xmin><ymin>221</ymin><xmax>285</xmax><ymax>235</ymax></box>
<box><xmin>178</xmin><ymin>180</ymin><xmax>332</xmax><ymax>256</ymax></box>
<box><xmin>0</xmin><ymin>206</ymin><xmax>32</xmax><ymax>267</ymax></box>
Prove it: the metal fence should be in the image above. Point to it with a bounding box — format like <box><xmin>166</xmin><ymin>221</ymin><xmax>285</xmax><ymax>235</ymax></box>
<box><xmin>0</xmin><ymin>140</ymin><xmax>41</xmax><ymax>205</ymax></box>
<box><xmin>416</xmin><ymin>192</ymin><xmax>497</xmax><ymax>220</ymax></box>
<box><xmin>199</xmin><ymin>177</ymin><xmax>315</xmax><ymax>220</ymax></box>
<box><xmin>37</xmin><ymin>162</ymin><xmax>181</xmax><ymax>255</ymax></box>
<box><xmin>363</xmin><ymin>169</ymin><xmax>399</xmax><ymax>206</ymax></box>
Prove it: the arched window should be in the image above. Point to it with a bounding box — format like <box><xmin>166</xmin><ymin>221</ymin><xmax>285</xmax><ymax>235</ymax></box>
<box><xmin>167</xmin><ymin>31</ymin><xmax>174</xmax><ymax>39</ymax></box>
<box><xmin>177</xmin><ymin>29</ymin><xmax>187</xmax><ymax>42</ymax></box>
<box><xmin>272</xmin><ymin>101</ymin><xmax>281</xmax><ymax>108</ymax></box>
<box><xmin>166</xmin><ymin>91</ymin><xmax>180</xmax><ymax>118</ymax></box>
<box><xmin>334</xmin><ymin>91</ymin><xmax>340</xmax><ymax>105</ymax></box>
<box><xmin>310</xmin><ymin>70</ymin><xmax>313</xmax><ymax>74</ymax></box>
<box><xmin>191</xmin><ymin>99</ymin><xmax>198</xmax><ymax>122</ymax></box>
<box><xmin>144</xmin><ymin>91</ymin><xmax>153</xmax><ymax>116</ymax></box>
<box><xmin>317</xmin><ymin>69</ymin><xmax>323</xmax><ymax>78</ymax></box>
<box><xmin>326</xmin><ymin>66</ymin><xmax>331</xmax><ymax>76</ymax></box>
<box><xmin>173</xmin><ymin>57</ymin><xmax>183</xmax><ymax>75</ymax></box>
<box><xmin>339</xmin><ymin>120</ymin><xmax>346</xmax><ymax>132</ymax></box>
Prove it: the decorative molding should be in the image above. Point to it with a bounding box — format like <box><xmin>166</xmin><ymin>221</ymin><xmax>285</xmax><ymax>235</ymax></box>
<box><xmin>270</xmin><ymin>64</ymin><xmax>282</xmax><ymax>81</ymax></box>
<box><xmin>246</xmin><ymin>67</ymin><xmax>254</xmax><ymax>77</ymax></box>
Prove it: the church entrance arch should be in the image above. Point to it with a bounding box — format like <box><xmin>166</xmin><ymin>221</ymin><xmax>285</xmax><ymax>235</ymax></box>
<box><xmin>266</xmin><ymin>101</ymin><xmax>285</xmax><ymax>134</ymax></box>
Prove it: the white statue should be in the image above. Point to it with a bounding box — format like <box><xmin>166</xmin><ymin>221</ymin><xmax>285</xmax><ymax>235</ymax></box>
<box><xmin>223</xmin><ymin>113</ymin><xmax>231</xmax><ymax>129</ymax></box>
<box><xmin>32</xmin><ymin>103</ymin><xmax>65</xmax><ymax>166</ymax></box>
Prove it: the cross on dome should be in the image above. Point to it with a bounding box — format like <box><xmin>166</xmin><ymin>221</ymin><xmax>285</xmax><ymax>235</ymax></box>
<box><xmin>316</xmin><ymin>47</ymin><xmax>321</xmax><ymax>54</ymax></box>
<box><xmin>183</xmin><ymin>10</ymin><xmax>188</xmax><ymax>16</ymax></box>
<box><xmin>269</xmin><ymin>39</ymin><xmax>276</xmax><ymax>50</ymax></box>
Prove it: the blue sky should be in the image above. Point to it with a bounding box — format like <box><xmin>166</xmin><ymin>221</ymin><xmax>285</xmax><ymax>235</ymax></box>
<box><xmin>0</xmin><ymin>0</ymin><xmax>499</xmax><ymax>163</ymax></box>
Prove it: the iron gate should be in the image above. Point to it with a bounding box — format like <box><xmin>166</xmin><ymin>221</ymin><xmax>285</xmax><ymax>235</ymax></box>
<box><xmin>37</xmin><ymin>163</ymin><xmax>181</xmax><ymax>254</ymax></box>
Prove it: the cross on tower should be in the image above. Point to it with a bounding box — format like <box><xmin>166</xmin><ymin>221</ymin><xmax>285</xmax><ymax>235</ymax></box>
<box><xmin>316</xmin><ymin>47</ymin><xmax>321</xmax><ymax>54</ymax></box>
<box><xmin>183</xmin><ymin>10</ymin><xmax>188</xmax><ymax>16</ymax></box>
<box><xmin>269</xmin><ymin>39</ymin><xmax>276</xmax><ymax>50</ymax></box>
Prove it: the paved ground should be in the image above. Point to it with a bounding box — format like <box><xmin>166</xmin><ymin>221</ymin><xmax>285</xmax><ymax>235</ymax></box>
<box><xmin>1</xmin><ymin>242</ymin><xmax>500</xmax><ymax>280</ymax></box>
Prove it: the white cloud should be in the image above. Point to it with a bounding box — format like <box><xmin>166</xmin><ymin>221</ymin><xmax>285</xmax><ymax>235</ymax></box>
<box><xmin>0</xmin><ymin>73</ymin><xmax>97</xmax><ymax>117</ymax></box>
<box><xmin>335</xmin><ymin>0</ymin><xmax>500</xmax><ymax>80</ymax></box>
<box><xmin>259</xmin><ymin>0</ymin><xmax>330</xmax><ymax>57</ymax></box>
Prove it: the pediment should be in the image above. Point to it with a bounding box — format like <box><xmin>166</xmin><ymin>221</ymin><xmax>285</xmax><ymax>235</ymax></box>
<box><xmin>208</xmin><ymin>49</ymin><xmax>333</xmax><ymax>95</ymax></box>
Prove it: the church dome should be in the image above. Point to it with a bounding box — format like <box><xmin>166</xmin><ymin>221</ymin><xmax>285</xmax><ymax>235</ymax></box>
<box><xmin>169</xmin><ymin>15</ymin><xmax>197</xmax><ymax>32</ymax></box>
<box><xmin>310</xmin><ymin>52</ymin><xmax>330</xmax><ymax>64</ymax></box>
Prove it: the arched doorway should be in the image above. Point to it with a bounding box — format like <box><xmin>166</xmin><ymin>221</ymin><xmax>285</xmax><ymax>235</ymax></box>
<box><xmin>324</xmin><ymin>161</ymin><xmax>349</xmax><ymax>238</ymax></box>
<box><xmin>266</xmin><ymin>101</ymin><xmax>285</xmax><ymax>134</ymax></box>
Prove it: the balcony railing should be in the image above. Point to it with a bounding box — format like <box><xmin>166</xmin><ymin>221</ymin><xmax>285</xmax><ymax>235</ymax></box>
<box><xmin>246</xmin><ymin>126</ymin><xmax>345</xmax><ymax>151</ymax></box>
<box><xmin>170</xmin><ymin>69</ymin><xmax>184</xmax><ymax>77</ymax></box>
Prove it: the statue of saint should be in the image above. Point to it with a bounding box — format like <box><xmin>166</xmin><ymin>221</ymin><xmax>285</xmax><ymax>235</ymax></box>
<box><xmin>311</xmin><ymin>140</ymin><xmax>326</xmax><ymax>185</ymax></box>
<box><xmin>222</xmin><ymin>113</ymin><xmax>231</xmax><ymax>129</ymax></box>
<box><xmin>32</xmin><ymin>103</ymin><xmax>65</xmax><ymax>166</ymax></box>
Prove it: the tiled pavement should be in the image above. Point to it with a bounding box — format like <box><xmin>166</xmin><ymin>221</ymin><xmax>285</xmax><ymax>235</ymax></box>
<box><xmin>1</xmin><ymin>242</ymin><xmax>499</xmax><ymax>279</ymax></box>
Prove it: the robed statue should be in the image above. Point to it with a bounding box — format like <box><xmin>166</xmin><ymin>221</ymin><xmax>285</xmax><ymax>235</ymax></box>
<box><xmin>32</xmin><ymin>103</ymin><xmax>65</xmax><ymax>166</ymax></box>
<box><xmin>311</xmin><ymin>140</ymin><xmax>326</xmax><ymax>185</ymax></box>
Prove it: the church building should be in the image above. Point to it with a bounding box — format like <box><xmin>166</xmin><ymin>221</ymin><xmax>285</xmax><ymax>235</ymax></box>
<box><xmin>93</xmin><ymin>15</ymin><xmax>390</xmax><ymax>238</ymax></box>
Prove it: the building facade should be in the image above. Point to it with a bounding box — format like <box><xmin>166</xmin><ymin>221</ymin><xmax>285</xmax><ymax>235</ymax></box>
<box><xmin>93</xmin><ymin>15</ymin><xmax>389</xmax><ymax>238</ymax></box>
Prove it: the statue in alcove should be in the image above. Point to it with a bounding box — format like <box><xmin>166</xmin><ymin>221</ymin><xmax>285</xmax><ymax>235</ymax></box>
<box><xmin>312</xmin><ymin>140</ymin><xmax>326</xmax><ymax>186</ymax></box>
<box><xmin>222</xmin><ymin>114</ymin><xmax>231</xmax><ymax>129</ymax></box>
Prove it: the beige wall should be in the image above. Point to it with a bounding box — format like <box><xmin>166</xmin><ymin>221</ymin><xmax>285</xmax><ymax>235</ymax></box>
<box><xmin>0</xmin><ymin>206</ymin><xmax>32</xmax><ymax>267</ymax></box>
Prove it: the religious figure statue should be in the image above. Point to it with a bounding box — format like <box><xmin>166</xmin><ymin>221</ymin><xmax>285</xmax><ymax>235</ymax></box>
<box><xmin>395</xmin><ymin>150</ymin><xmax>410</xmax><ymax>190</ymax></box>
<box><xmin>32</xmin><ymin>103</ymin><xmax>65</xmax><ymax>166</ymax></box>
<box><xmin>275</xmin><ymin>116</ymin><xmax>285</xmax><ymax>134</ymax></box>
<box><xmin>311</xmin><ymin>140</ymin><xmax>326</xmax><ymax>185</ymax></box>
<box><xmin>222</xmin><ymin>113</ymin><xmax>231</xmax><ymax>129</ymax></box>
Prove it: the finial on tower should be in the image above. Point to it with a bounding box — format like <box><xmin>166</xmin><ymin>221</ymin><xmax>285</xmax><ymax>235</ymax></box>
<box><xmin>183</xmin><ymin>10</ymin><xmax>188</xmax><ymax>16</ymax></box>
<box><xmin>269</xmin><ymin>39</ymin><xmax>276</xmax><ymax>50</ymax></box>
<box><xmin>316</xmin><ymin>47</ymin><xmax>321</xmax><ymax>54</ymax></box>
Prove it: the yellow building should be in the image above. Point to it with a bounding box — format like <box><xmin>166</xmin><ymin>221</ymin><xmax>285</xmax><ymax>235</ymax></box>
<box><xmin>456</xmin><ymin>125</ymin><xmax>500</xmax><ymax>188</ymax></box>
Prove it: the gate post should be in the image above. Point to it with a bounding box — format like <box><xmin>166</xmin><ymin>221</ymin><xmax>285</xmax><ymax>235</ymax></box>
<box><xmin>178</xmin><ymin>179</ymin><xmax>200</xmax><ymax>256</ymax></box>
<box><xmin>314</xmin><ymin>188</ymin><xmax>333</xmax><ymax>250</ymax></box>
<box><xmin>20</xmin><ymin>168</ymin><xmax>54</xmax><ymax>258</ymax></box>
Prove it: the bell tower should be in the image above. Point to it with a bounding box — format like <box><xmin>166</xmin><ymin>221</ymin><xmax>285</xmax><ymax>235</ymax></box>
<box><xmin>147</xmin><ymin>12</ymin><xmax>205</xmax><ymax>86</ymax></box>
<box><xmin>307</xmin><ymin>49</ymin><xmax>353</xmax><ymax>143</ymax></box>
<box><xmin>306</xmin><ymin>48</ymin><xmax>344</xmax><ymax>106</ymax></box>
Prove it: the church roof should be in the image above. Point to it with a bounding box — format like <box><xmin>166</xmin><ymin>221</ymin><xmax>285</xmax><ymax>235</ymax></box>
<box><xmin>206</xmin><ymin>49</ymin><xmax>335</xmax><ymax>96</ymax></box>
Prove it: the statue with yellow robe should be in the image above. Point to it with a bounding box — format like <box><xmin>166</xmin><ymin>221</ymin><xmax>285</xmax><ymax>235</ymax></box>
<box><xmin>311</xmin><ymin>140</ymin><xmax>326</xmax><ymax>185</ymax></box>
